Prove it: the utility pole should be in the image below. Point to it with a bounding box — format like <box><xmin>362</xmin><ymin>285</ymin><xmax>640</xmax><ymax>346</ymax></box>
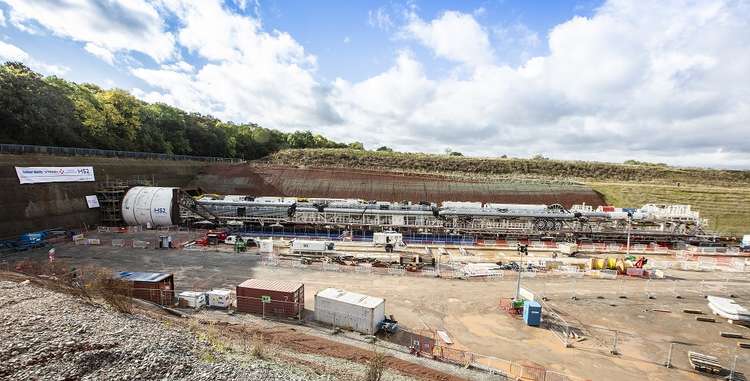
<box><xmin>626</xmin><ymin>214</ymin><xmax>632</xmax><ymax>256</ymax></box>
<box><xmin>515</xmin><ymin>266</ymin><xmax>522</xmax><ymax>300</ymax></box>
<box><xmin>515</xmin><ymin>244</ymin><xmax>526</xmax><ymax>300</ymax></box>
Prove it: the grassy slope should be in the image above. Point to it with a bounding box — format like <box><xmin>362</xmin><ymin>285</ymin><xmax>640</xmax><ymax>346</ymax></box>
<box><xmin>267</xmin><ymin>149</ymin><xmax>750</xmax><ymax>186</ymax></box>
<box><xmin>265</xmin><ymin>149</ymin><xmax>750</xmax><ymax>235</ymax></box>
<box><xmin>590</xmin><ymin>182</ymin><xmax>750</xmax><ymax>236</ymax></box>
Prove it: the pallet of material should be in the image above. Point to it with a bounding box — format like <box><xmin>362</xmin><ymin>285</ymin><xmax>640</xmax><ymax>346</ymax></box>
<box><xmin>688</xmin><ymin>351</ymin><xmax>723</xmax><ymax>374</ymax></box>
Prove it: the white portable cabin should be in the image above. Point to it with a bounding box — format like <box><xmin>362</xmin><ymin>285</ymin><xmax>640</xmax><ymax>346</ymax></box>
<box><xmin>291</xmin><ymin>239</ymin><xmax>335</xmax><ymax>254</ymax></box>
<box><xmin>314</xmin><ymin>288</ymin><xmax>385</xmax><ymax>335</ymax></box>
<box><xmin>207</xmin><ymin>289</ymin><xmax>233</xmax><ymax>308</ymax></box>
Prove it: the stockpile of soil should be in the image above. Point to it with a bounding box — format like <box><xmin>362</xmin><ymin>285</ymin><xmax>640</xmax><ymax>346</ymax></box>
<box><xmin>190</xmin><ymin>164</ymin><xmax>604</xmax><ymax>207</ymax></box>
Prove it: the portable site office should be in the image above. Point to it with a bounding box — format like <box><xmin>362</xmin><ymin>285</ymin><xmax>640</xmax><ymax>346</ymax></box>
<box><xmin>314</xmin><ymin>288</ymin><xmax>385</xmax><ymax>335</ymax></box>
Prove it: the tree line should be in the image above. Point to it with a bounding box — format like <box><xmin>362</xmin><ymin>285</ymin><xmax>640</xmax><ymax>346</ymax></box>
<box><xmin>0</xmin><ymin>62</ymin><xmax>362</xmax><ymax>159</ymax></box>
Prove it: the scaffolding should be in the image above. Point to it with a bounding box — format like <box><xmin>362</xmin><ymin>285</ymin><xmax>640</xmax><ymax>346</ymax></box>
<box><xmin>96</xmin><ymin>177</ymin><xmax>155</xmax><ymax>226</ymax></box>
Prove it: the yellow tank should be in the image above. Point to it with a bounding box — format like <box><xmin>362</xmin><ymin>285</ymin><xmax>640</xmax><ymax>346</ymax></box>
<box><xmin>607</xmin><ymin>257</ymin><xmax>617</xmax><ymax>270</ymax></box>
<box><xmin>591</xmin><ymin>258</ymin><xmax>605</xmax><ymax>270</ymax></box>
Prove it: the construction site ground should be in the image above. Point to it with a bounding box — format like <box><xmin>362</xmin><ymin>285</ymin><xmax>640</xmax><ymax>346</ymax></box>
<box><xmin>3</xmin><ymin>230</ymin><xmax>750</xmax><ymax>381</ymax></box>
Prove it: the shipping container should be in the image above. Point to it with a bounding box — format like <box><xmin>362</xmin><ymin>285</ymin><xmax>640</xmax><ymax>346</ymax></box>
<box><xmin>117</xmin><ymin>271</ymin><xmax>175</xmax><ymax>305</ymax></box>
<box><xmin>523</xmin><ymin>300</ymin><xmax>542</xmax><ymax>326</ymax></box>
<box><xmin>207</xmin><ymin>289</ymin><xmax>233</xmax><ymax>308</ymax></box>
<box><xmin>178</xmin><ymin>291</ymin><xmax>206</xmax><ymax>308</ymax></box>
<box><xmin>314</xmin><ymin>288</ymin><xmax>385</xmax><ymax>335</ymax></box>
<box><xmin>236</xmin><ymin>279</ymin><xmax>303</xmax><ymax>318</ymax></box>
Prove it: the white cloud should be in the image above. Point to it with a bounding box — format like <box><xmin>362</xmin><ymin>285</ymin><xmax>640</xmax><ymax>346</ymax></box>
<box><xmin>368</xmin><ymin>8</ymin><xmax>394</xmax><ymax>31</ymax></box>
<box><xmin>83</xmin><ymin>43</ymin><xmax>115</xmax><ymax>65</ymax></box>
<box><xmin>161</xmin><ymin>60</ymin><xmax>194</xmax><ymax>73</ymax></box>
<box><xmin>132</xmin><ymin>0</ymin><xmax>336</xmax><ymax>128</ymax></box>
<box><xmin>327</xmin><ymin>1</ymin><xmax>750</xmax><ymax>167</ymax></box>
<box><xmin>0</xmin><ymin>40</ymin><xmax>28</xmax><ymax>61</ymax></box>
<box><xmin>0</xmin><ymin>9</ymin><xmax>6</xmax><ymax>27</ymax></box>
<box><xmin>7</xmin><ymin>0</ymin><xmax>743</xmax><ymax>167</ymax></box>
<box><xmin>0</xmin><ymin>40</ymin><xmax>68</xmax><ymax>75</ymax></box>
<box><xmin>343</xmin><ymin>36</ymin><xmax>350</xmax><ymax>44</ymax></box>
<box><xmin>402</xmin><ymin>11</ymin><xmax>494</xmax><ymax>67</ymax></box>
<box><xmin>493</xmin><ymin>22</ymin><xmax>540</xmax><ymax>63</ymax></box>
<box><xmin>1</xmin><ymin>0</ymin><xmax>175</xmax><ymax>63</ymax></box>
<box><xmin>127</xmin><ymin>1</ymin><xmax>750</xmax><ymax>167</ymax></box>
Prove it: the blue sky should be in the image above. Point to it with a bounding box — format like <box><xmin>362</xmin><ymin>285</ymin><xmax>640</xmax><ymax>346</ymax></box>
<box><xmin>1</xmin><ymin>0</ymin><xmax>749</xmax><ymax>168</ymax></box>
<box><xmin>0</xmin><ymin>1</ymin><xmax>601</xmax><ymax>87</ymax></box>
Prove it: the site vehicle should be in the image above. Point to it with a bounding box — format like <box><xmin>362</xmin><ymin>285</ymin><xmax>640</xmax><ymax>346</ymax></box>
<box><xmin>224</xmin><ymin>235</ymin><xmax>255</xmax><ymax>246</ymax></box>
<box><xmin>207</xmin><ymin>229</ymin><xmax>230</xmax><ymax>242</ymax></box>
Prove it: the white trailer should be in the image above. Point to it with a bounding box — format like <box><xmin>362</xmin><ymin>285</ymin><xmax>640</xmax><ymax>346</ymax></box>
<box><xmin>291</xmin><ymin>239</ymin><xmax>335</xmax><ymax>254</ymax></box>
<box><xmin>373</xmin><ymin>231</ymin><xmax>404</xmax><ymax>252</ymax></box>
<box><xmin>314</xmin><ymin>288</ymin><xmax>385</xmax><ymax>335</ymax></box>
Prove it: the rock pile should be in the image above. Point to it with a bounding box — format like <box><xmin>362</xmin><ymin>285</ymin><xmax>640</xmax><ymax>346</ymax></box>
<box><xmin>0</xmin><ymin>280</ymin><xmax>326</xmax><ymax>380</ymax></box>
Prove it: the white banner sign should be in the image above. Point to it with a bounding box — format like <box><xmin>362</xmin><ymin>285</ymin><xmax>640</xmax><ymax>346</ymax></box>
<box><xmin>15</xmin><ymin>166</ymin><xmax>95</xmax><ymax>184</ymax></box>
<box><xmin>85</xmin><ymin>195</ymin><xmax>100</xmax><ymax>208</ymax></box>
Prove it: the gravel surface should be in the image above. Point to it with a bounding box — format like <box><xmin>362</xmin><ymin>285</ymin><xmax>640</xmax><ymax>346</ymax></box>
<box><xmin>0</xmin><ymin>280</ymin><xmax>339</xmax><ymax>380</ymax></box>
